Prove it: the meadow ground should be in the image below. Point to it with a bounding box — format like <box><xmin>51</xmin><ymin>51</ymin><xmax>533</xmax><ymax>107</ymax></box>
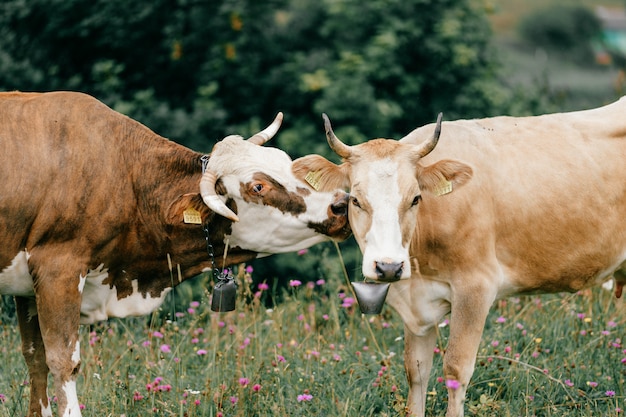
<box><xmin>0</xmin><ymin>257</ymin><xmax>623</xmax><ymax>417</ymax></box>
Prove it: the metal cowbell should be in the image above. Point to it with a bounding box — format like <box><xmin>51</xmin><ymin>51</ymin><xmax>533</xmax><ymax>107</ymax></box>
<box><xmin>211</xmin><ymin>275</ymin><xmax>237</xmax><ymax>312</ymax></box>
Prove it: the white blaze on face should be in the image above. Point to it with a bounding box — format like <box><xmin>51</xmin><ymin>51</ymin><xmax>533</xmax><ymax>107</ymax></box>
<box><xmin>358</xmin><ymin>158</ymin><xmax>411</xmax><ymax>280</ymax></box>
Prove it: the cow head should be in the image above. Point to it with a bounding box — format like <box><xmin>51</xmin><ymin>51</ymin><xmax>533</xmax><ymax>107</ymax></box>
<box><xmin>292</xmin><ymin>114</ymin><xmax>472</xmax><ymax>281</ymax></box>
<box><xmin>198</xmin><ymin>113</ymin><xmax>350</xmax><ymax>255</ymax></box>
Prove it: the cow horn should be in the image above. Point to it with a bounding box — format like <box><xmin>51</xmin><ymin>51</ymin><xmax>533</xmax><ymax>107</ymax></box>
<box><xmin>323</xmin><ymin>113</ymin><xmax>352</xmax><ymax>159</ymax></box>
<box><xmin>247</xmin><ymin>112</ymin><xmax>284</xmax><ymax>145</ymax></box>
<box><xmin>415</xmin><ymin>112</ymin><xmax>443</xmax><ymax>158</ymax></box>
<box><xmin>200</xmin><ymin>170</ymin><xmax>240</xmax><ymax>222</ymax></box>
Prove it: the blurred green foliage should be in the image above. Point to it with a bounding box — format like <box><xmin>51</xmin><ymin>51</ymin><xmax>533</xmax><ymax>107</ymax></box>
<box><xmin>518</xmin><ymin>4</ymin><xmax>602</xmax><ymax>65</ymax></box>
<box><xmin>0</xmin><ymin>0</ymin><xmax>552</xmax><ymax>288</ymax></box>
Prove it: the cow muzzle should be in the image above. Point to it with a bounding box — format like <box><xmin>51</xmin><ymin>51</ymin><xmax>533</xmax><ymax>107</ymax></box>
<box><xmin>374</xmin><ymin>260</ymin><xmax>404</xmax><ymax>282</ymax></box>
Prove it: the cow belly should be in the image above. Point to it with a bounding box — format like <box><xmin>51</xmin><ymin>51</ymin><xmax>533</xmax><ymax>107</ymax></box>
<box><xmin>80</xmin><ymin>267</ymin><xmax>171</xmax><ymax>325</ymax></box>
<box><xmin>0</xmin><ymin>251</ymin><xmax>35</xmax><ymax>296</ymax></box>
<box><xmin>0</xmin><ymin>253</ymin><xmax>170</xmax><ymax>323</ymax></box>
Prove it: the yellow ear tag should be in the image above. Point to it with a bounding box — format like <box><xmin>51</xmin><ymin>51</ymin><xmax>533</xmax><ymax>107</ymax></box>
<box><xmin>304</xmin><ymin>171</ymin><xmax>322</xmax><ymax>191</ymax></box>
<box><xmin>183</xmin><ymin>208</ymin><xmax>203</xmax><ymax>224</ymax></box>
<box><xmin>434</xmin><ymin>179</ymin><xmax>453</xmax><ymax>196</ymax></box>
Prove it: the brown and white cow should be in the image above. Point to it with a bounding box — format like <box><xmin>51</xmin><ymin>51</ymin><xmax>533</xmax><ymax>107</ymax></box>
<box><xmin>0</xmin><ymin>91</ymin><xmax>350</xmax><ymax>417</ymax></box>
<box><xmin>293</xmin><ymin>98</ymin><xmax>626</xmax><ymax>416</ymax></box>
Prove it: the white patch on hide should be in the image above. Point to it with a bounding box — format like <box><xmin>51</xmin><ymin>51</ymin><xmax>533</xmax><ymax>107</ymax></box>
<box><xmin>39</xmin><ymin>397</ymin><xmax>53</xmax><ymax>417</ymax></box>
<box><xmin>0</xmin><ymin>250</ymin><xmax>35</xmax><ymax>296</ymax></box>
<box><xmin>61</xmin><ymin>380</ymin><xmax>80</xmax><ymax>417</ymax></box>
<box><xmin>78</xmin><ymin>274</ymin><xmax>86</xmax><ymax>294</ymax></box>
<box><xmin>80</xmin><ymin>267</ymin><xmax>171</xmax><ymax>324</ymax></box>
<box><xmin>71</xmin><ymin>341</ymin><xmax>80</xmax><ymax>367</ymax></box>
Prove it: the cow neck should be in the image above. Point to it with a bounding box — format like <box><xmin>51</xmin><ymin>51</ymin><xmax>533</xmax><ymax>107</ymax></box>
<box><xmin>200</xmin><ymin>153</ymin><xmax>238</xmax><ymax>280</ymax></box>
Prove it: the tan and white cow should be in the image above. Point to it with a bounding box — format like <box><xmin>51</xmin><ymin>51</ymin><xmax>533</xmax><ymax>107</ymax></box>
<box><xmin>293</xmin><ymin>98</ymin><xmax>626</xmax><ymax>416</ymax></box>
<box><xmin>0</xmin><ymin>91</ymin><xmax>350</xmax><ymax>417</ymax></box>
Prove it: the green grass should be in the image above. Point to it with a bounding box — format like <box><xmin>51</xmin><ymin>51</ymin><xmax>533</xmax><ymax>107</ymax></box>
<box><xmin>0</xmin><ymin>260</ymin><xmax>624</xmax><ymax>416</ymax></box>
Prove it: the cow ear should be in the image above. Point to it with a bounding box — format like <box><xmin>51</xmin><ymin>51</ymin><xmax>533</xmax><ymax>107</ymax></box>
<box><xmin>292</xmin><ymin>155</ymin><xmax>350</xmax><ymax>192</ymax></box>
<box><xmin>417</xmin><ymin>159</ymin><xmax>473</xmax><ymax>196</ymax></box>
<box><xmin>166</xmin><ymin>193</ymin><xmax>213</xmax><ymax>225</ymax></box>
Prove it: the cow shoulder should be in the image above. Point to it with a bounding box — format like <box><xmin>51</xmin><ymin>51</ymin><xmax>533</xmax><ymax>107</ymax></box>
<box><xmin>292</xmin><ymin>155</ymin><xmax>350</xmax><ymax>192</ymax></box>
<box><xmin>417</xmin><ymin>159</ymin><xmax>473</xmax><ymax>196</ymax></box>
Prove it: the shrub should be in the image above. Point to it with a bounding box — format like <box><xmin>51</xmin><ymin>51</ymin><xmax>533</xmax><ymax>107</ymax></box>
<box><xmin>518</xmin><ymin>5</ymin><xmax>602</xmax><ymax>65</ymax></box>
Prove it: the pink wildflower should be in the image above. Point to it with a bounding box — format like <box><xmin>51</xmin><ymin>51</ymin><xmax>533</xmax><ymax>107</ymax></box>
<box><xmin>341</xmin><ymin>297</ymin><xmax>355</xmax><ymax>308</ymax></box>
<box><xmin>446</xmin><ymin>379</ymin><xmax>461</xmax><ymax>390</ymax></box>
<box><xmin>297</xmin><ymin>393</ymin><xmax>313</xmax><ymax>402</ymax></box>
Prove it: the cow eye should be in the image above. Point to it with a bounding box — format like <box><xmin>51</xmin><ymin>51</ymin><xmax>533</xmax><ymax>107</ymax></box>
<box><xmin>251</xmin><ymin>183</ymin><xmax>264</xmax><ymax>193</ymax></box>
<box><xmin>351</xmin><ymin>197</ymin><xmax>361</xmax><ymax>208</ymax></box>
<box><xmin>411</xmin><ymin>195</ymin><xmax>422</xmax><ymax>207</ymax></box>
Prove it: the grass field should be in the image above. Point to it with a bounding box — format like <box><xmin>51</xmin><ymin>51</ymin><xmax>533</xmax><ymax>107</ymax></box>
<box><xmin>0</xmin><ymin>3</ymin><xmax>625</xmax><ymax>416</ymax></box>
<box><xmin>0</xmin><ymin>258</ymin><xmax>623</xmax><ymax>416</ymax></box>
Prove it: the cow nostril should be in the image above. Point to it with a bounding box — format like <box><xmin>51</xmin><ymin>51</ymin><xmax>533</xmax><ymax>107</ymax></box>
<box><xmin>330</xmin><ymin>196</ymin><xmax>348</xmax><ymax>216</ymax></box>
<box><xmin>374</xmin><ymin>261</ymin><xmax>403</xmax><ymax>281</ymax></box>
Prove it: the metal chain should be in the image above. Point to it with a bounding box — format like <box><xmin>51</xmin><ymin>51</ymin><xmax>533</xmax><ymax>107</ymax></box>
<box><xmin>203</xmin><ymin>223</ymin><xmax>219</xmax><ymax>281</ymax></box>
<box><xmin>200</xmin><ymin>154</ymin><xmax>220</xmax><ymax>280</ymax></box>
<box><xmin>200</xmin><ymin>154</ymin><xmax>237</xmax><ymax>312</ymax></box>
<box><xmin>200</xmin><ymin>154</ymin><xmax>210</xmax><ymax>173</ymax></box>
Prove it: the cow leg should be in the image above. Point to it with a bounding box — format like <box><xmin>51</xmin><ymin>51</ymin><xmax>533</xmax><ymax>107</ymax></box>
<box><xmin>31</xmin><ymin>266</ymin><xmax>83</xmax><ymax>417</ymax></box>
<box><xmin>387</xmin><ymin>278</ymin><xmax>451</xmax><ymax>417</ymax></box>
<box><xmin>614</xmin><ymin>269</ymin><xmax>626</xmax><ymax>298</ymax></box>
<box><xmin>15</xmin><ymin>296</ymin><xmax>53</xmax><ymax>417</ymax></box>
<box><xmin>403</xmin><ymin>325</ymin><xmax>437</xmax><ymax>417</ymax></box>
<box><xmin>443</xmin><ymin>282</ymin><xmax>497</xmax><ymax>417</ymax></box>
